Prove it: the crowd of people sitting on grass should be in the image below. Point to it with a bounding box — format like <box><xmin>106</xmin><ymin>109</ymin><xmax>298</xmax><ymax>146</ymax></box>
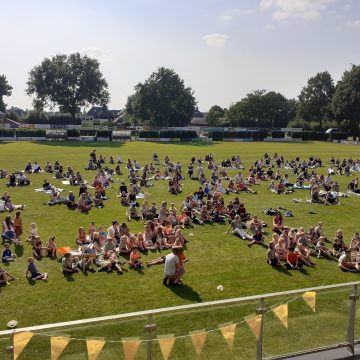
<box><xmin>1</xmin><ymin>210</ymin><xmax>189</xmax><ymax>285</ymax></box>
<box><xmin>3</xmin><ymin>151</ymin><xmax>360</xmax><ymax>287</ymax></box>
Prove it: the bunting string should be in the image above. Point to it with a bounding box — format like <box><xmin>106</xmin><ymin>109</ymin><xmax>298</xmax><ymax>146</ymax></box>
<box><xmin>11</xmin><ymin>290</ymin><xmax>317</xmax><ymax>359</ymax></box>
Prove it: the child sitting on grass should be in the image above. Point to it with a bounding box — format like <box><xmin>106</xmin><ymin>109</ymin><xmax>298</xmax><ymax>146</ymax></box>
<box><xmin>285</xmin><ymin>247</ymin><xmax>302</xmax><ymax>270</ymax></box>
<box><xmin>316</xmin><ymin>236</ymin><xmax>332</xmax><ymax>259</ymax></box>
<box><xmin>25</xmin><ymin>257</ymin><xmax>48</xmax><ymax>281</ymax></box>
<box><xmin>62</xmin><ymin>253</ymin><xmax>78</xmax><ymax>274</ymax></box>
<box><xmin>0</xmin><ymin>265</ymin><xmax>14</xmax><ymax>285</ymax></box>
<box><xmin>128</xmin><ymin>247</ymin><xmax>143</xmax><ymax>269</ymax></box>
<box><xmin>32</xmin><ymin>236</ymin><xmax>43</xmax><ymax>259</ymax></box>
<box><xmin>2</xmin><ymin>243</ymin><xmax>16</xmax><ymax>263</ymax></box>
<box><xmin>45</xmin><ymin>236</ymin><xmax>57</xmax><ymax>258</ymax></box>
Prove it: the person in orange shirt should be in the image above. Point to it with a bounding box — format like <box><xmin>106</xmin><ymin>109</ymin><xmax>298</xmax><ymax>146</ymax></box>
<box><xmin>128</xmin><ymin>247</ymin><xmax>143</xmax><ymax>269</ymax></box>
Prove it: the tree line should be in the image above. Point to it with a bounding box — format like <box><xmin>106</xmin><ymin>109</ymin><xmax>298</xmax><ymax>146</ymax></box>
<box><xmin>1</xmin><ymin>53</ymin><xmax>360</xmax><ymax>133</ymax></box>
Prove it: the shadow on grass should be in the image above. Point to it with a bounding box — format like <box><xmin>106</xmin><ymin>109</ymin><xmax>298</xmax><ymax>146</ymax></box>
<box><xmin>275</xmin><ymin>266</ymin><xmax>292</xmax><ymax>276</ymax></box>
<box><xmin>14</xmin><ymin>244</ymin><xmax>24</xmax><ymax>257</ymax></box>
<box><xmin>31</xmin><ymin>141</ymin><xmax>126</xmax><ymax>148</ymax></box>
<box><xmin>168</xmin><ymin>284</ymin><xmax>202</xmax><ymax>302</ymax></box>
<box><xmin>300</xmin><ymin>267</ymin><xmax>310</xmax><ymax>275</ymax></box>
<box><xmin>63</xmin><ymin>274</ymin><xmax>75</xmax><ymax>282</ymax></box>
<box><xmin>26</xmin><ymin>277</ymin><xmax>36</xmax><ymax>286</ymax></box>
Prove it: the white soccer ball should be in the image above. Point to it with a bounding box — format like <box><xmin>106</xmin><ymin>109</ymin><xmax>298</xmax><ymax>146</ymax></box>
<box><xmin>217</xmin><ymin>285</ymin><xmax>224</xmax><ymax>291</ymax></box>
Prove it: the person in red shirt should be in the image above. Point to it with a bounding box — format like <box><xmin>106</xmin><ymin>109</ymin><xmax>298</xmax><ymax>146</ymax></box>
<box><xmin>285</xmin><ymin>247</ymin><xmax>303</xmax><ymax>270</ymax></box>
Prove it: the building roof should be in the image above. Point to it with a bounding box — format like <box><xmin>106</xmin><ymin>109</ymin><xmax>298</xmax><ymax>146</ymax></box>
<box><xmin>0</xmin><ymin>118</ymin><xmax>20</xmax><ymax>126</ymax></box>
<box><xmin>191</xmin><ymin>117</ymin><xmax>208</xmax><ymax>126</ymax></box>
<box><xmin>87</xmin><ymin>106</ymin><xmax>122</xmax><ymax>120</ymax></box>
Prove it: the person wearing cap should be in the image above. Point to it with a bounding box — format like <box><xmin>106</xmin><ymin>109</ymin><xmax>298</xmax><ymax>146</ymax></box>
<box><xmin>338</xmin><ymin>249</ymin><xmax>359</xmax><ymax>272</ymax></box>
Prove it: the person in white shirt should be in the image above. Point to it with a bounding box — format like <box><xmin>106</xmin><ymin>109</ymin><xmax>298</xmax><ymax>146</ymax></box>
<box><xmin>163</xmin><ymin>247</ymin><xmax>185</xmax><ymax>285</ymax></box>
<box><xmin>339</xmin><ymin>249</ymin><xmax>359</xmax><ymax>272</ymax></box>
<box><xmin>32</xmin><ymin>162</ymin><xmax>41</xmax><ymax>173</ymax></box>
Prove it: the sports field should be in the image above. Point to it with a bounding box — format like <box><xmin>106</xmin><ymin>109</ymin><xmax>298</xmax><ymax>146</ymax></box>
<box><xmin>1</xmin><ymin>141</ymin><xmax>360</xmax><ymax>359</ymax></box>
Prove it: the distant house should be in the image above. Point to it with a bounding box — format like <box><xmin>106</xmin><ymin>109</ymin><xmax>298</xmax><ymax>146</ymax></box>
<box><xmin>0</xmin><ymin>118</ymin><xmax>20</xmax><ymax>128</ymax></box>
<box><xmin>87</xmin><ymin>106</ymin><xmax>122</xmax><ymax>120</ymax></box>
<box><xmin>190</xmin><ymin>117</ymin><xmax>208</xmax><ymax>126</ymax></box>
<box><xmin>7</xmin><ymin>107</ymin><xmax>24</xmax><ymax>118</ymax></box>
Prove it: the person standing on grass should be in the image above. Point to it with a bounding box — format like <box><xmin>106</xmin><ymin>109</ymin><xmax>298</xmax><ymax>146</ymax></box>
<box><xmin>163</xmin><ymin>246</ymin><xmax>185</xmax><ymax>286</ymax></box>
<box><xmin>227</xmin><ymin>215</ymin><xmax>252</xmax><ymax>240</ymax></box>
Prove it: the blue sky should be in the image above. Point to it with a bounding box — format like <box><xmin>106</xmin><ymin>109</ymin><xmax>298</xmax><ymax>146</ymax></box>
<box><xmin>1</xmin><ymin>0</ymin><xmax>360</xmax><ymax>112</ymax></box>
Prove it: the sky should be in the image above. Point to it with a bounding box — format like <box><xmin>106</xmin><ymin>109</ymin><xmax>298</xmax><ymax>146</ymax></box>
<box><xmin>1</xmin><ymin>0</ymin><xmax>360</xmax><ymax>112</ymax></box>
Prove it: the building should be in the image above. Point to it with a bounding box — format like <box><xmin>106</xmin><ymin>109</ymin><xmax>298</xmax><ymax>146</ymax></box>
<box><xmin>7</xmin><ymin>107</ymin><xmax>24</xmax><ymax>118</ymax></box>
<box><xmin>87</xmin><ymin>106</ymin><xmax>122</xmax><ymax>120</ymax></box>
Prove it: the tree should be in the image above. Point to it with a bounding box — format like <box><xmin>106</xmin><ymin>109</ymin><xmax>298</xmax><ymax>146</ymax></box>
<box><xmin>332</xmin><ymin>64</ymin><xmax>360</xmax><ymax>133</ymax></box>
<box><xmin>226</xmin><ymin>90</ymin><xmax>295</xmax><ymax>128</ymax></box>
<box><xmin>26</xmin><ymin>53</ymin><xmax>110</xmax><ymax>118</ymax></box>
<box><xmin>206</xmin><ymin>105</ymin><xmax>225</xmax><ymax>126</ymax></box>
<box><xmin>0</xmin><ymin>75</ymin><xmax>13</xmax><ymax>112</ymax></box>
<box><xmin>124</xmin><ymin>67</ymin><xmax>196</xmax><ymax>127</ymax></box>
<box><xmin>297</xmin><ymin>71</ymin><xmax>335</xmax><ymax>129</ymax></box>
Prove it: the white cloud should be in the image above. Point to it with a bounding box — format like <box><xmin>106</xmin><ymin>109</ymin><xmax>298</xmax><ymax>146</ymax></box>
<box><xmin>347</xmin><ymin>20</ymin><xmax>360</xmax><ymax>29</ymax></box>
<box><xmin>202</xmin><ymin>33</ymin><xmax>228</xmax><ymax>47</ymax></box>
<box><xmin>260</xmin><ymin>0</ymin><xmax>333</xmax><ymax>21</ymax></box>
<box><xmin>70</xmin><ymin>48</ymin><xmax>112</xmax><ymax>63</ymax></box>
<box><xmin>264</xmin><ymin>24</ymin><xmax>276</xmax><ymax>31</ymax></box>
<box><xmin>218</xmin><ymin>15</ymin><xmax>232</xmax><ymax>22</ymax></box>
<box><xmin>218</xmin><ymin>8</ymin><xmax>253</xmax><ymax>22</ymax></box>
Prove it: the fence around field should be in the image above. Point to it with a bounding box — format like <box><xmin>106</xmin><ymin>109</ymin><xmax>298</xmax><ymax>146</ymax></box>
<box><xmin>0</xmin><ymin>281</ymin><xmax>359</xmax><ymax>360</ymax></box>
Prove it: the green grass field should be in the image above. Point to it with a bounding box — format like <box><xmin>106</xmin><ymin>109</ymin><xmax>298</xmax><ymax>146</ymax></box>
<box><xmin>1</xmin><ymin>140</ymin><xmax>360</xmax><ymax>359</ymax></box>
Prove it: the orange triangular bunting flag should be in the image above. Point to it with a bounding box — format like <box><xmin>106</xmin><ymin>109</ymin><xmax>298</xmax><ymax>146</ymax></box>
<box><xmin>158</xmin><ymin>335</ymin><xmax>175</xmax><ymax>360</ymax></box>
<box><xmin>13</xmin><ymin>332</ymin><xmax>34</xmax><ymax>360</ymax></box>
<box><xmin>51</xmin><ymin>336</ymin><xmax>70</xmax><ymax>360</ymax></box>
<box><xmin>122</xmin><ymin>338</ymin><xmax>141</xmax><ymax>360</ymax></box>
<box><xmin>86</xmin><ymin>338</ymin><xmax>106</xmax><ymax>360</ymax></box>
<box><xmin>302</xmin><ymin>291</ymin><xmax>316</xmax><ymax>312</ymax></box>
<box><xmin>219</xmin><ymin>323</ymin><xmax>236</xmax><ymax>350</ymax></box>
<box><xmin>272</xmin><ymin>304</ymin><xmax>288</xmax><ymax>328</ymax></box>
<box><xmin>190</xmin><ymin>330</ymin><xmax>207</xmax><ymax>355</ymax></box>
<box><xmin>246</xmin><ymin>315</ymin><xmax>262</xmax><ymax>339</ymax></box>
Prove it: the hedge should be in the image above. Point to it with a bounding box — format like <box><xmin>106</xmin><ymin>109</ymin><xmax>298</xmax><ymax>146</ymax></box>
<box><xmin>67</xmin><ymin>129</ymin><xmax>80</xmax><ymax>137</ymax></box>
<box><xmin>0</xmin><ymin>129</ymin><xmax>16</xmax><ymax>137</ymax></box>
<box><xmin>16</xmin><ymin>129</ymin><xmax>46</xmax><ymax>137</ymax></box>
<box><xmin>271</xmin><ymin>131</ymin><xmax>285</xmax><ymax>138</ymax></box>
<box><xmin>211</xmin><ymin>132</ymin><xmax>224</xmax><ymax>141</ymax></box>
<box><xmin>159</xmin><ymin>130</ymin><xmax>197</xmax><ymax>139</ymax></box>
<box><xmin>291</xmin><ymin>132</ymin><xmax>302</xmax><ymax>139</ymax></box>
<box><xmin>138</xmin><ymin>131</ymin><xmax>159</xmax><ymax>138</ymax></box>
<box><xmin>96</xmin><ymin>130</ymin><xmax>111</xmax><ymax>137</ymax></box>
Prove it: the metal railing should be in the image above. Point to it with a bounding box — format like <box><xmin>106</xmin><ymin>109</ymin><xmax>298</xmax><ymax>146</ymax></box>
<box><xmin>1</xmin><ymin>281</ymin><xmax>359</xmax><ymax>359</ymax></box>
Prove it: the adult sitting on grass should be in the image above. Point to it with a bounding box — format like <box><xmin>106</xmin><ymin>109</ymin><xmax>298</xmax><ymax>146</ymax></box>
<box><xmin>1</xmin><ymin>215</ymin><xmax>15</xmax><ymax>244</ymax></box>
<box><xmin>338</xmin><ymin>249</ymin><xmax>359</xmax><ymax>273</ymax></box>
<box><xmin>163</xmin><ymin>246</ymin><xmax>185</xmax><ymax>286</ymax></box>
